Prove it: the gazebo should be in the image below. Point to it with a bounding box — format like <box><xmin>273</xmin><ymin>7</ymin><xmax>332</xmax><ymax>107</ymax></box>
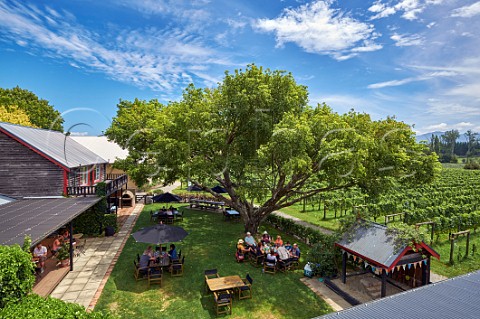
<box><xmin>335</xmin><ymin>220</ymin><xmax>440</xmax><ymax>298</ymax></box>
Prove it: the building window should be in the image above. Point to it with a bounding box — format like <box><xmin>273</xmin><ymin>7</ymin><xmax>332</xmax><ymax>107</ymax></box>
<box><xmin>95</xmin><ymin>165</ymin><xmax>101</xmax><ymax>181</ymax></box>
<box><xmin>80</xmin><ymin>166</ymin><xmax>88</xmax><ymax>185</ymax></box>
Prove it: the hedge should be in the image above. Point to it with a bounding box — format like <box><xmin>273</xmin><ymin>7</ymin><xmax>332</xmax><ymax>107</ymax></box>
<box><xmin>0</xmin><ymin>294</ymin><xmax>116</xmax><ymax>319</ymax></box>
<box><xmin>265</xmin><ymin>214</ymin><xmax>335</xmax><ymax>245</ymax></box>
<box><xmin>0</xmin><ymin>244</ymin><xmax>35</xmax><ymax>308</ymax></box>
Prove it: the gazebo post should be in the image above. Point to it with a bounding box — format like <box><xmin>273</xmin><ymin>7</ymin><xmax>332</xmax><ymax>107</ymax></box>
<box><xmin>422</xmin><ymin>259</ymin><xmax>428</xmax><ymax>285</ymax></box>
<box><xmin>381</xmin><ymin>268</ymin><xmax>387</xmax><ymax>297</ymax></box>
<box><xmin>426</xmin><ymin>255</ymin><xmax>431</xmax><ymax>284</ymax></box>
<box><xmin>342</xmin><ymin>251</ymin><xmax>347</xmax><ymax>284</ymax></box>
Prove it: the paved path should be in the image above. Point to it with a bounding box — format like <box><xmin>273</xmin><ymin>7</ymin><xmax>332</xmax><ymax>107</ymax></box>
<box><xmin>51</xmin><ymin>204</ymin><xmax>143</xmax><ymax>308</ymax></box>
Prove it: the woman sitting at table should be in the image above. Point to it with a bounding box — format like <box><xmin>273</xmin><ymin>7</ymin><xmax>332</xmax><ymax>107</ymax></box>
<box><xmin>261</xmin><ymin>231</ymin><xmax>271</xmax><ymax>244</ymax></box>
<box><xmin>265</xmin><ymin>248</ymin><xmax>277</xmax><ymax>265</ymax></box>
<box><xmin>255</xmin><ymin>241</ymin><xmax>265</xmax><ymax>256</ymax></box>
<box><xmin>143</xmin><ymin>246</ymin><xmax>154</xmax><ymax>258</ymax></box>
<box><xmin>274</xmin><ymin>235</ymin><xmax>283</xmax><ymax>247</ymax></box>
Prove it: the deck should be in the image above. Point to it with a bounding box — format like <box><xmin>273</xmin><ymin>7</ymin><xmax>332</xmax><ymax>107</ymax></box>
<box><xmin>32</xmin><ymin>259</ymin><xmax>70</xmax><ymax>297</ymax></box>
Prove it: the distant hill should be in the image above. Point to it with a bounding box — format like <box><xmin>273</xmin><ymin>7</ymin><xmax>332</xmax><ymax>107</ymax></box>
<box><xmin>416</xmin><ymin>131</ymin><xmax>468</xmax><ymax>143</ymax></box>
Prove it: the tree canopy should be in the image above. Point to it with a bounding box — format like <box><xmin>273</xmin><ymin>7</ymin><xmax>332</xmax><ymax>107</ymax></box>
<box><xmin>0</xmin><ymin>86</ymin><xmax>63</xmax><ymax>131</ymax></box>
<box><xmin>106</xmin><ymin>65</ymin><xmax>440</xmax><ymax>233</ymax></box>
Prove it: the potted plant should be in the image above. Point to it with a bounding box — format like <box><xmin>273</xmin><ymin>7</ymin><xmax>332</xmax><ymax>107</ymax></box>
<box><xmin>56</xmin><ymin>242</ymin><xmax>71</xmax><ymax>267</ymax></box>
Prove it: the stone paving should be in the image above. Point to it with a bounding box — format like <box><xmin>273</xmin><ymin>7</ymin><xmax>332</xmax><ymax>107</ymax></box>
<box><xmin>50</xmin><ymin>203</ymin><xmax>143</xmax><ymax>308</ymax></box>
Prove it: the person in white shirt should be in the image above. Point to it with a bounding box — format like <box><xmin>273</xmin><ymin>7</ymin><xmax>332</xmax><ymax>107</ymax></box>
<box><xmin>244</xmin><ymin>232</ymin><xmax>256</xmax><ymax>248</ymax></box>
<box><xmin>33</xmin><ymin>243</ymin><xmax>48</xmax><ymax>273</ymax></box>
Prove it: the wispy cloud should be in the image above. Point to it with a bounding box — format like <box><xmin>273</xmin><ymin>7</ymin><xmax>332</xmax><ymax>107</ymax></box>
<box><xmin>254</xmin><ymin>0</ymin><xmax>382</xmax><ymax>61</ymax></box>
<box><xmin>369</xmin><ymin>0</ymin><xmax>446</xmax><ymax>21</ymax></box>
<box><xmin>390</xmin><ymin>33</ymin><xmax>424</xmax><ymax>46</ymax></box>
<box><xmin>0</xmin><ymin>1</ymin><xmax>233</xmax><ymax>92</ymax></box>
<box><xmin>451</xmin><ymin>1</ymin><xmax>480</xmax><ymax>18</ymax></box>
<box><xmin>367</xmin><ymin>71</ymin><xmax>457</xmax><ymax>89</ymax></box>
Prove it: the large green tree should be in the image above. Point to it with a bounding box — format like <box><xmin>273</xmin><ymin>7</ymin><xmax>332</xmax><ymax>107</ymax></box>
<box><xmin>106</xmin><ymin>65</ymin><xmax>440</xmax><ymax>233</ymax></box>
<box><xmin>0</xmin><ymin>86</ymin><xmax>63</xmax><ymax>131</ymax></box>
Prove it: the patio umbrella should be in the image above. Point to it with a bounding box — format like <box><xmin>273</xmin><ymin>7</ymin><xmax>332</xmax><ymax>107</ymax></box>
<box><xmin>131</xmin><ymin>224</ymin><xmax>188</xmax><ymax>245</ymax></box>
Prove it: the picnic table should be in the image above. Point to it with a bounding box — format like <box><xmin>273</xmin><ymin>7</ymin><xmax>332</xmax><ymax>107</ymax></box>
<box><xmin>206</xmin><ymin>275</ymin><xmax>245</xmax><ymax>292</ymax></box>
<box><xmin>189</xmin><ymin>199</ymin><xmax>225</xmax><ymax>211</ymax></box>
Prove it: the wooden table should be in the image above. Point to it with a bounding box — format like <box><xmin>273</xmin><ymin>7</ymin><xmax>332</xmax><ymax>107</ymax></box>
<box><xmin>206</xmin><ymin>275</ymin><xmax>245</xmax><ymax>292</ymax></box>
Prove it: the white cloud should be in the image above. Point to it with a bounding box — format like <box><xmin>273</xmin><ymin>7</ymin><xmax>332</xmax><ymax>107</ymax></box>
<box><xmin>421</xmin><ymin>121</ymin><xmax>474</xmax><ymax>133</ymax></box>
<box><xmin>254</xmin><ymin>0</ymin><xmax>381</xmax><ymax>61</ymax></box>
<box><xmin>0</xmin><ymin>2</ymin><xmax>233</xmax><ymax>92</ymax></box>
<box><xmin>451</xmin><ymin>1</ymin><xmax>480</xmax><ymax>18</ymax></box>
<box><xmin>369</xmin><ymin>0</ymin><xmax>446</xmax><ymax>20</ymax></box>
<box><xmin>368</xmin><ymin>70</ymin><xmax>457</xmax><ymax>89</ymax></box>
<box><xmin>391</xmin><ymin>33</ymin><xmax>424</xmax><ymax>46</ymax></box>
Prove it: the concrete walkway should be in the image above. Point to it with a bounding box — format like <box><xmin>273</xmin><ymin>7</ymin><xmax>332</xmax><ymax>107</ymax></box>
<box><xmin>50</xmin><ymin>203</ymin><xmax>143</xmax><ymax>308</ymax></box>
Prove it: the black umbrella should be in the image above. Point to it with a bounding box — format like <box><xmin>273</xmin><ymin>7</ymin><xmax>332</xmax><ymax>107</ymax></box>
<box><xmin>152</xmin><ymin>192</ymin><xmax>182</xmax><ymax>203</ymax></box>
<box><xmin>131</xmin><ymin>224</ymin><xmax>188</xmax><ymax>245</ymax></box>
<box><xmin>211</xmin><ymin>185</ymin><xmax>227</xmax><ymax>193</ymax></box>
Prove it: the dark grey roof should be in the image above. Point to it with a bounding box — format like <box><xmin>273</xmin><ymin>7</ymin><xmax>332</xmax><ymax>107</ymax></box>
<box><xmin>336</xmin><ymin>221</ymin><xmax>401</xmax><ymax>268</ymax></box>
<box><xmin>0</xmin><ymin>197</ymin><xmax>100</xmax><ymax>246</ymax></box>
<box><xmin>0</xmin><ymin>122</ymin><xmax>107</xmax><ymax>169</ymax></box>
<box><xmin>317</xmin><ymin>270</ymin><xmax>480</xmax><ymax>319</ymax></box>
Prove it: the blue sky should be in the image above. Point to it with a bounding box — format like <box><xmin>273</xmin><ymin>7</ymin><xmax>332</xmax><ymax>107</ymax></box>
<box><xmin>0</xmin><ymin>0</ymin><xmax>479</xmax><ymax>136</ymax></box>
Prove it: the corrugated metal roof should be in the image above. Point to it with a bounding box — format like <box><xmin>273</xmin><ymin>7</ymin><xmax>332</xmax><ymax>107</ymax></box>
<box><xmin>0</xmin><ymin>122</ymin><xmax>107</xmax><ymax>169</ymax></box>
<box><xmin>0</xmin><ymin>197</ymin><xmax>100</xmax><ymax>246</ymax></box>
<box><xmin>71</xmin><ymin>136</ymin><xmax>129</xmax><ymax>163</ymax></box>
<box><xmin>336</xmin><ymin>221</ymin><xmax>402</xmax><ymax>268</ymax></box>
<box><xmin>317</xmin><ymin>270</ymin><xmax>480</xmax><ymax>319</ymax></box>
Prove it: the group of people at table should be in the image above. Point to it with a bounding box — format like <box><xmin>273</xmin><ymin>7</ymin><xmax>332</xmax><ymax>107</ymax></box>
<box><xmin>139</xmin><ymin>244</ymin><xmax>178</xmax><ymax>270</ymax></box>
<box><xmin>32</xmin><ymin>229</ymin><xmax>72</xmax><ymax>273</ymax></box>
<box><xmin>236</xmin><ymin>231</ymin><xmax>300</xmax><ymax>268</ymax></box>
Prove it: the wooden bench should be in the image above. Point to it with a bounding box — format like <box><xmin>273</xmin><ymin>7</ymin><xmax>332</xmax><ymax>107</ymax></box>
<box><xmin>32</xmin><ymin>264</ymin><xmax>70</xmax><ymax>297</ymax></box>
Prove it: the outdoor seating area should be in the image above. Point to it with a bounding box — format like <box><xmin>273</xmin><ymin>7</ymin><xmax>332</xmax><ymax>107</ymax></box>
<box><xmin>149</xmin><ymin>206</ymin><xmax>182</xmax><ymax>224</ymax></box>
<box><xmin>94</xmin><ymin>205</ymin><xmax>323</xmax><ymax>318</ymax></box>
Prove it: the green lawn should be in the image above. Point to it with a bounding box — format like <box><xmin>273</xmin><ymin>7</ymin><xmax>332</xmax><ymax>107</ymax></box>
<box><xmin>430</xmin><ymin>231</ymin><xmax>480</xmax><ymax>278</ymax></box>
<box><xmin>94</xmin><ymin>204</ymin><xmax>332</xmax><ymax>318</ymax></box>
<box><xmin>279</xmin><ymin>202</ymin><xmax>347</xmax><ymax>232</ymax></box>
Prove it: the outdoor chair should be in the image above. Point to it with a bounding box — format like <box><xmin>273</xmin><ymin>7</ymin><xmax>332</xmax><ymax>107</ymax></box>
<box><xmin>149</xmin><ymin>210</ymin><xmax>157</xmax><ymax>223</ymax></box>
<box><xmin>133</xmin><ymin>260</ymin><xmax>148</xmax><ymax>281</ymax></box>
<box><xmin>290</xmin><ymin>252</ymin><xmax>301</xmax><ymax>270</ymax></box>
<box><xmin>204</xmin><ymin>268</ymin><xmax>220</xmax><ymax>293</ymax></box>
<box><xmin>170</xmin><ymin>256</ymin><xmax>184</xmax><ymax>276</ymax></box>
<box><xmin>263</xmin><ymin>259</ymin><xmax>276</xmax><ymax>274</ymax></box>
<box><xmin>148</xmin><ymin>266</ymin><xmax>163</xmax><ymax>287</ymax></box>
<box><xmin>238</xmin><ymin>273</ymin><xmax>253</xmax><ymax>300</ymax></box>
<box><xmin>214</xmin><ymin>290</ymin><xmax>232</xmax><ymax>315</ymax></box>
<box><xmin>166</xmin><ymin>215</ymin><xmax>174</xmax><ymax>225</ymax></box>
<box><xmin>277</xmin><ymin>259</ymin><xmax>292</xmax><ymax>272</ymax></box>
<box><xmin>250</xmin><ymin>253</ymin><xmax>264</xmax><ymax>267</ymax></box>
<box><xmin>175</xmin><ymin>210</ymin><xmax>183</xmax><ymax>222</ymax></box>
<box><xmin>74</xmin><ymin>238</ymin><xmax>86</xmax><ymax>257</ymax></box>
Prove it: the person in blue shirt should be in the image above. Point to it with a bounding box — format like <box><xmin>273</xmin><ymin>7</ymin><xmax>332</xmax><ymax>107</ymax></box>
<box><xmin>168</xmin><ymin>244</ymin><xmax>178</xmax><ymax>260</ymax></box>
<box><xmin>244</xmin><ymin>232</ymin><xmax>256</xmax><ymax>248</ymax></box>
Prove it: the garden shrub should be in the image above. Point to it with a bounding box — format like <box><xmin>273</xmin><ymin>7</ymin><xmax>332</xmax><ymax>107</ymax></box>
<box><xmin>306</xmin><ymin>236</ymin><xmax>340</xmax><ymax>277</ymax></box>
<box><xmin>103</xmin><ymin>214</ymin><xmax>118</xmax><ymax>233</ymax></box>
<box><xmin>0</xmin><ymin>294</ymin><xmax>117</xmax><ymax>319</ymax></box>
<box><xmin>0</xmin><ymin>244</ymin><xmax>35</xmax><ymax>308</ymax></box>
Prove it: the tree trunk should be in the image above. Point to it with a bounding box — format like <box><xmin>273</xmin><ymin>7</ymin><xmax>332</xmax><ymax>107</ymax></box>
<box><xmin>244</xmin><ymin>217</ymin><xmax>262</xmax><ymax>235</ymax></box>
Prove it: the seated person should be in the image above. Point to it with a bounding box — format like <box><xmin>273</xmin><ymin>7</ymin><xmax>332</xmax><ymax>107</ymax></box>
<box><xmin>277</xmin><ymin>244</ymin><xmax>290</xmax><ymax>262</ymax></box>
<box><xmin>244</xmin><ymin>232</ymin><xmax>256</xmax><ymax>248</ymax></box>
<box><xmin>139</xmin><ymin>253</ymin><xmax>151</xmax><ymax>269</ymax></box>
<box><xmin>33</xmin><ymin>242</ymin><xmax>48</xmax><ymax>273</ymax></box>
<box><xmin>290</xmin><ymin>243</ymin><xmax>301</xmax><ymax>260</ymax></box>
<box><xmin>51</xmin><ymin>235</ymin><xmax>62</xmax><ymax>256</ymax></box>
<box><xmin>154</xmin><ymin>246</ymin><xmax>161</xmax><ymax>259</ymax></box>
<box><xmin>261</xmin><ymin>231</ymin><xmax>271</xmax><ymax>244</ymax></box>
<box><xmin>143</xmin><ymin>245</ymin><xmax>154</xmax><ymax>258</ymax></box>
<box><xmin>255</xmin><ymin>241</ymin><xmax>265</xmax><ymax>256</ymax></box>
<box><xmin>237</xmin><ymin>239</ymin><xmax>253</xmax><ymax>254</ymax></box>
<box><xmin>62</xmin><ymin>229</ymin><xmax>70</xmax><ymax>241</ymax></box>
<box><xmin>265</xmin><ymin>248</ymin><xmax>277</xmax><ymax>264</ymax></box>
<box><xmin>284</xmin><ymin>241</ymin><xmax>292</xmax><ymax>252</ymax></box>
<box><xmin>274</xmin><ymin>235</ymin><xmax>283</xmax><ymax>247</ymax></box>
<box><xmin>168</xmin><ymin>244</ymin><xmax>178</xmax><ymax>260</ymax></box>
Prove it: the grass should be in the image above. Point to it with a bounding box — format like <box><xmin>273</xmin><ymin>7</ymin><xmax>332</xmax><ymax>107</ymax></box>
<box><xmin>279</xmin><ymin>202</ymin><xmax>349</xmax><ymax>231</ymax></box>
<box><xmin>429</xmin><ymin>231</ymin><xmax>480</xmax><ymax>278</ymax></box>
<box><xmin>94</xmin><ymin>203</ymin><xmax>332</xmax><ymax>318</ymax></box>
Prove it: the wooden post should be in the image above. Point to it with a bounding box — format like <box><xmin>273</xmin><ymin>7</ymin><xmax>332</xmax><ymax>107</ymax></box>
<box><xmin>381</xmin><ymin>269</ymin><xmax>387</xmax><ymax>298</ymax></box>
<box><xmin>450</xmin><ymin>237</ymin><xmax>455</xmax><ymax>264</ymax></box>
<box><xmin>342</xmin><ymin>252</ymin><xmax>347</xmax><ymax>284</ymax></box>
<box><xmin>426</xmin><ymin>256</ymin><xmax>431</xmax><ymax>284</ymax></box>
<box><xmin>421</xmin><ymin>259</ymin><xmax>427</xmax><ymax>286</ymax></box>
<box><xmin>466</xmin><ymin>232</ymin><xmax>470</xmax><ymax>258</ymax></box>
